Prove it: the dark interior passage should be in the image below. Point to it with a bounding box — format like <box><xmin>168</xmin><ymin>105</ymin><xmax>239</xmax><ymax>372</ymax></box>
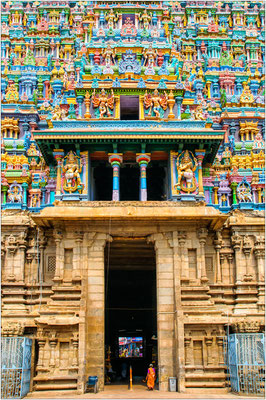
<box><xmin>105</xmin><ymin>239</ymin><xmax>157</xmax><ymax>384</ymax></box>
<box><xmin>93</xmin><ymin>164</ymin><xmax>113</xmax><ymax>200</ymax></box>
<box><xmin>120</xmin><ymin>165</ymin><xmax>139</xmax><ymax>201</ymax></box>
<box><xmin>120</xmin><ymin>96</ymin><xmax>139</xmax><ymax>120</ymax></box>
<box><xmin>147</xmin><ymin>162</ymin><xmax>167</xmax><ymax>201</ymax></box>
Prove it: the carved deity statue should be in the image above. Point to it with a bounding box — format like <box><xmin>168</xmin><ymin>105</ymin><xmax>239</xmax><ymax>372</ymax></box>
<box><xmin>92</xmin><ymin>89</ymin><xmax>114</xmax><ymax>118</ymax></box>
<box><xmin>144</xmin><ymin>89</ymin><xmax>168</xmax><ymax>119</ymax></box>
<box><xmin>51</xmin><ymin>105</ymin><xmax>65</xmax><ymax>121</ymax></box>
<box><xmin>139</xmin><ymin>10</ymin><xmax>151</xmax><ymax>30</ymax></box>
<box><xmin>8</xmin><ymin>183</ymin><xmax>23</xmax><ymax>203</ymax></box>
<box><xmin>5</xmin><ymin>82</ymin><xmax>19</xmax><ymax>103</ymax></box>
<box><xmin>176</xmin><ymin>150</ymin><xmax>198</xmax><ymax>193</ymax></box>
<box><xmin>237</xmin><ymin>181</ymin><xmax>253</xmax><ymax>202</ymax></box>
<box><xmin>103</xmin><ymin>45</ymin><xmax>116</xmax><ymax>66</ymax></box>
<box><xmin>62</xmin><ymin>151</ymin><xmax>83</xmax><ymax>193</ymax></box>
<box><xmin>106</xmin><ymin>9</ymin><xmax>118</xmax><ymax>30</ymax></box>
<box><xmin>143</xmin><ymin>43</ymin><xmax>157</xmax><ymax>67</ymax></box>
<box><xmin>253</xmin><ymin>132</ymin><xmax>264</xmax><ymax>150</ymax></box>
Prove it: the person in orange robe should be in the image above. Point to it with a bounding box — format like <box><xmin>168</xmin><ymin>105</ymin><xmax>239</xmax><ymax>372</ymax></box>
<box><xmin>146</xmin><ymin>364</ymin><xmax>156</xmax><ymax>390</ymax></box>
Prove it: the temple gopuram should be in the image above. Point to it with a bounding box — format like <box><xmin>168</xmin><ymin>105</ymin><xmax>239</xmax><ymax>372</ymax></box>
<box><xmin>1</xmin><ymin>0</ymin><xmax>265</xmax><ymax>397</ymax></box>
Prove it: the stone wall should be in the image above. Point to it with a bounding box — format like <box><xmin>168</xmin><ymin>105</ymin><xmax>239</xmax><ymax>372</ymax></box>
<box><xmin>1</xmin><ymin>207</ymin><xmax>265</xmax><ymax>393</ymax></box>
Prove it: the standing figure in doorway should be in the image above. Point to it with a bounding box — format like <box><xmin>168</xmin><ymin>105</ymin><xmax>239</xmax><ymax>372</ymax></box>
<box><xmin>146</xmin><ymin>364</ymin><xmax>156</xmax><ymax>390</ymax></box>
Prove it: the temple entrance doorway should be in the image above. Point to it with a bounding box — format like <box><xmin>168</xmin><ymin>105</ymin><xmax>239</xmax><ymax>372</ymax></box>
<box><xmin>104</xmin><ymin>238</ymin><xmax>157</xmax><ymax>387</ymax></box>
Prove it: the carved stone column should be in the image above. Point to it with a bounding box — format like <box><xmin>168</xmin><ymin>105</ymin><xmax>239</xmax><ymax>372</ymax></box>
<box><xmin>172</xmin><ymin>231</ymin><xmax>185</xmax><ymax>392</ymax></box>
<box><xmin>17</xmin><ymin>231</ymin><xmax>28</xmax><ymax>283</ymax></box>
<box><xmin>220</xmin><ymin>254</ymin><xmax>226</xmax><ymax>283</ymax></box>
<box><xmin>85</xmin><ymin>233</ymin><xmax>112</xmax><ymax>391</ymax></box>
<box><xmin>231</xmin><ymin>234</ymin><xmax>242</xmax><ymax>284</ymax></box>
<box><xmin>216</xmin><ymin>337</ymin><xmax>225</xmax><ymax>365</ymax></box>
<box><xmin>242</xmin><ymin>235</ymin><xmax>253</xmax><ymax>281</ymax></box>
<box><xmin>6</xmin><ymin>235</ymin><xmax>18</xmax><ymax>282</ymax></box>
<box><xmin>148</xmin><ymin>233</ymin><xmax>176</xmax><ymax>391</ymax></box>
<box><xmin>26</xmin><ymin>251</ymin><xmax>34</xmax><ymax>284</ymax></box>
<box><xmin>254</xmin><ymin>236</ymin><xmax>265</xmax><ymax>311</ymax></box>
<box><xmin>1</xmin><ymin>235</ymin><xmax>6</xmax><ymax>274</ymax></box>
<box><xmin>71</xmin><ymin>332</ymin><xmax>79</xmax><ymax>368</ymax></box>
<box><xmin>179</xmin><ymin>232</ymin><xmax>188</xmax><ymax>280</ymax></box>
<box><xmin>214</xmin><ymin>231</ymin><xmax>222</xmax><ymax>283</ymax></box>
<box><xmin>197</xmin><ymin>228</ymin><xmax>208</xmax><ymax>284</ymax></box>
<box><xmin>74</xmin><ymin>231</ymin><xmax>83</xmax><ymax>281</ymax></box>
<box><xmin>205</xmin><ymin>337</ymin><xmax>213</xmax><ymax>365</ymax></box>
<box><xmin>254</xmin><ymin>236</ymin><xmax>265</xmax><ymax>282</ymax></box>
<box><xmin>49</xmin><ymin>332</ymin><xmax>57</xmax><ymax>368</ymax></box>
<box><xmin>38</xmin><ymin>229</ymin><xmax>47</xmax><ymax>284</ymax></box>
<box><xmin>53</xmin><ymin>227</ymin><xmax>64</xmax><ymax>283</ymax></box>
<box><xmin>227</xmin><ymin>253</ymin><xmax>234</xmax><ymax>284</ymax></box>
<box><xmin>37</xmin><ymin>338</ymin><xmax>46</xmax><ymax>369</ymax></box>
<box><xmin>184</xmin><ymin>337</ymin><xmax>193</xmax><ymax>365</ymax></box>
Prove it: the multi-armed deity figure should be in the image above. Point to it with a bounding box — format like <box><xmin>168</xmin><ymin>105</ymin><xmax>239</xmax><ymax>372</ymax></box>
<box><xmin>92</xmin><ymin>89</ymin><xmax>115</xmax><ymax>118</ymax></box>
<box><xmin>105</xmin><ymin>9</ymin><xmax>118</xmax><ymax>30</ymax></box>
<box><xmin>176</xmin><ymin>150</ymin><xmax>198</xmax><ymax>192</ymax></box>
<box><xmin>144</xmin><ymin>90</ymin><xmax>168</xmax><ymax>119</ymax></box>
<box><xmin>143</xmin><ymin>43</ymin><xmax>157</xmax><ymax>67</ymax></box>
<box><xmin>102</xmin><ymin>45</ymin><xmax>116</xmax><ymax>66</ymax></box>
<box><xmin>62</xmin><ymin>151</ymin><xmax>83</xmax><ymax>193</ymax></box>
<box><xmin>139</xmin><ymin>10</ymin><xmax>151</xmax><ymax>30</ymax></box>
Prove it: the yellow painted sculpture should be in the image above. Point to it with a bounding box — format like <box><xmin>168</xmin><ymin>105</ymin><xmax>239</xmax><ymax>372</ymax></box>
<box><xmin>62</xmin><ymin>151</ymin><xmax>83</xmax><ymax>193</ymax></box>
<box><xmin>176</xmin><ymin>150</ymin><xmax>198</xmax><ymax>193</ymax></box>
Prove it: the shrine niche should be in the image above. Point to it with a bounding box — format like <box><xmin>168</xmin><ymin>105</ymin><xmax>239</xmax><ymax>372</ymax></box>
<box><xmin>170</xmin><ymin>150</ymin><xmax>203</xmax><ymax>200</ymax></box>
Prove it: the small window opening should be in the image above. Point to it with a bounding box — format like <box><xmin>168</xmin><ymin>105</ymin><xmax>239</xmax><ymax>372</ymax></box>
<box><xmin>122</xmin><ymin>14</ymin><xmax>135</xmax><ymax>24</ymax></box>
<box><xmin>120</xmin><ymin>95</ymin><xmax>139</xmax><ymax>120</ymax></box>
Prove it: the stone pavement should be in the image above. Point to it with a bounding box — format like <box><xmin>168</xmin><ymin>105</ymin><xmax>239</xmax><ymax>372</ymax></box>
<box><xmin>26</xmin><ymin>384</ymin><xmax>261</xmax><ymax>399</ymax></box>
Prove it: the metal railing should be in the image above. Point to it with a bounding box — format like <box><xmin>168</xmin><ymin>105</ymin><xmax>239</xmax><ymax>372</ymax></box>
<box><xmin>225</xmin><ymin>333</ymin><xmax>265</xmax><ymax>395</ymax></box>
<box><xmin>1</xmin><ymin>337</ymin><xmax>32</xmax><ymax>399</ymax></box>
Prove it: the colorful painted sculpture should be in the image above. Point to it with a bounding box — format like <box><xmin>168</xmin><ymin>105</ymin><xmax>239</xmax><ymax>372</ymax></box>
<box><xmin>62</xmin><ymin>151</ymin><xmax>83</xmax><ymax>193</ymax></box>
<box><xmin>92</xmin><ymin>89</ymin><xmax>115</xmax><ymax>118</ymax></box>
<box><xmin>176</xmin><ymin>150</ymin><xmax>198</xmax><ymax>193</ymax></box>
<box><xmin>144</xmin><ymin>90</ymin><xmax>168</xmax><ymax>119</ymax></box>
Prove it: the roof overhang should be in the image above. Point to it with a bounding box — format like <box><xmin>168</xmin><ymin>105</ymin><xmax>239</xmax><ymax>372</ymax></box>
<box><xmin>34</xmin><ymin>122</ymin><xmax>224</xmax><ymax>165</ymax></box>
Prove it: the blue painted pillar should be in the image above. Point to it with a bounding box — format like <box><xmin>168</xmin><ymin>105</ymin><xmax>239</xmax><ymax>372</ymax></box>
<box><xmin>76</xmin><ymin>95</ymin><xmax>84</xmax><ymax>119</ymax></box>
<box><xmin>108</xmin><ymin>154</ymin><xmax>123</xmax><ymax>201</ymax></box>
<box><xmin>136</xmin><ymin>153</ymin><xmax>151</xmax><ymax>201</ymax></box>
<box><xmin>41</xmin><ymin>188</ymin><xmax>46</xmax><ymax>206</ymax></box>
<box><xmin>176</xmin><ymin>97</ymin><xmax>183</xmax><ymax>120</ymax></box>
<box><xmin>22</xmin><ymin>182</ymin><xmax>28</xmax><ymax>208</ymax></box>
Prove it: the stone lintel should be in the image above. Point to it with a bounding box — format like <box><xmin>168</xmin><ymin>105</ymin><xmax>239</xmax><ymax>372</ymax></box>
<box><xmin>32</xmin><ymin>203</ymin><xmax>227</xmax><ymax>231</ymax></box>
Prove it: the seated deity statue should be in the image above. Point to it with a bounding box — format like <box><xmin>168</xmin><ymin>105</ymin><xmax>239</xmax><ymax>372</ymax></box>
<box><xmin>51</xmin><ymin>105</ymin><xmax>63</xmax><ymax>121</ymax></box>
<box><xmin>8</xmin><ymin>184</ymin><xmax>22</xmax><ymax>203</ymax></box>
<box><xmin>237</xmin><ymin>183</ymin><xmax>253</xmax><ymax>202</ymax></box>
